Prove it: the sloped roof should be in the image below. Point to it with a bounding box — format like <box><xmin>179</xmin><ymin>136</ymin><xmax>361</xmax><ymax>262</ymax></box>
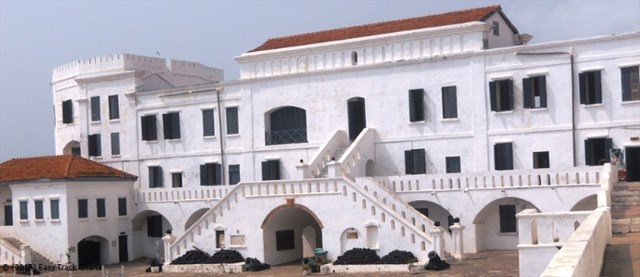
<box><xmin>250</xmin><ymin>5</ymin><xmax>514</xmax><ymax>52</ymax></box>
<box><xmin>0</xmin><ymin>155</ymin><xmax>137</xmax><ymax>183</ymax></box>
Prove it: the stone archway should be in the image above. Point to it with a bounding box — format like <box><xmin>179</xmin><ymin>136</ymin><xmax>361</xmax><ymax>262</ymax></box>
<box><xmin>131</xmin><ymin>210</ymin><xmax>173</xmax><ymax>260</ymax></box>
<box><xmin>472</xmin><ymin>197</ymin><xmax>539</xmax><ymax>251</ymax></box>
<box><xmin>261</xmin><ymin>204</ymin><xmax>323</xmax><ymax>265</ymax></box>
<box><xmin>185</xmin><ymin>208</ymin><xmax>209</xmax><ymax>231</ymax></box>
<box><xmin>570</xmin><ymin>194</ymin><xmax>597</xmax><ymax>211</ymax></box>
<box><xmin>77</xmin><ymin>235</ymin><xmax>109</xmax><ymax>266</ymax></box>
<box><xmin>409</xmin><ymin>200</ymin><xmax>455</xmax><ymax>232</ymax></box>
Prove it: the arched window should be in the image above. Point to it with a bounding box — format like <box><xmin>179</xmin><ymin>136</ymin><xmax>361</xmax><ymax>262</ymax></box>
<box><xmin>265</xmin><ymin>106</ymin><xmax>307</xmax><ymax>145</ymax></box>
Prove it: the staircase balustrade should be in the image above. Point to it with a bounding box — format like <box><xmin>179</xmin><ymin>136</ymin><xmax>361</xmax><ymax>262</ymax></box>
<box><xmin>305</xmin><ymin>130</ymin><xmax>349</xmax><ymax>178</ymax></box>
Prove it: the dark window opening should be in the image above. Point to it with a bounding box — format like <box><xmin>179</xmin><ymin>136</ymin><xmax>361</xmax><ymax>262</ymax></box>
<box><xmin>163</xmin><ymin>112</ymin><xmax>181</xmax><ymax>139</ymax></box>
<box><xmin>276</xmin><ymin>229</ymin><xmax>295</xmax><ymax>251</ymax></box>
<box><xmin>111</xmin><ymin>132</ymin><xmax>120</xmax><ymax>156</ymax></box>
<box><xmin>117</xmin><ymin>198</ymin><xmax>127</xmax><ymax>216</ymax></box>
<box><xmin>262</xmin><ymin>160</ymin><xmax>280</xmax><ymax>181</ymax></box>
<box><xmin>442</xmin><ymin>86</ymin><xmax>458</xmax><ymax>119</ymax></box>
<box><xmin>226</xmin><ymin>107</ymin><xmax>239</xmax><ymax>135</ymax></box>
<box><xmin>62</xmin><ymin>99</ymin><xmax>73</xmax><ymax>124</ymax></box>
<box><xmin>579</xmin><ymin>71</ymin><xmax>602</xmax><ymax>105</ymax></box>
<box><xmin>621</xmin><ymin>66</ymin><xmax>640</xmax><ymax>101</ymax></box>
<box><xmin>50</xmin><ymin>199</ymin><xmax>59</xmax><ymax>220</ymax></box>
<box><xmin>149</xmin><ymin>166</ymin><xmax>163</xmax><ymax>188</ymax></box>
<box><xmin>88</xmin><ymin>134</ymin><xmax>101</xmax><ymax>157</ymax></box>
<box><xmin>147</xmin><ymin>215</ymin><xmax>163</xmax><ymax>238</ymax></box>
<box><xmin>108</xmin><ymin>95</ymin><xmax>119</xmax><ymax>120</ymax></box>
<box><xmin>351</xmin><ymin>51</ymin><xmax>358</xmax><ymax>65</ymax></box>
<box><xmin>229</xmin><ymin>164</ymin><xmax>240</xmax><ymax>185</ymax></box>
<box><xmin>533</xmin><ymin>151</ymin><xmax>550</xmax><ymax>169</ymax></box>
<box><xmin>492</xmin><ymin>21</ymin><xmax>500</xmax><ymax>36</ymax></box>
<box><xmin>499</xmin><ymin>205</ymin><xmax>517</xmax><ymax>233</ymax></box>
<box><xmin>34</xmin><ymin>200</ymin><xmax>43</xmax><ymax>220</ymax></box>
<box><xmin>266</xmin><ymin>106</ymin><xmax>307</xmax><ymax>145</ymax></box>
<box><xmin>409</xmin><ymin>89</ymin><xmax>425</xmax><ymax>122</ymax></box>
<box><xmin>78</xmin><ymin>199</ymin><xmax>88</xmax><ymax>219</ymax></box>
<box><xmin>523</xmin><ymin>76</ymin><xmax>547</xmax><ymax>108</ymax></box>
<box><xmin>494</xmin><ymin>142</ymin><xmax>514</xmax><ymax>171</ymax></box>
<box><xmin>202</xmin><ymin>109</ymin><xmax>215</xmax><ymax>137</ymax></box>
<box><xmin>216</xmin><ymin>230</ymin><xmax>225</xmax><ymax>249</ymax></box>
<box><xmin>446</xmin><ymin>157</ymin><xmax>461</xmax><ymax>173</ymax></box>
<box><xmin>90</xmin><ymin>96</ymin><xmax>100</xmax><ymax>122</ymax></box>
<box><xmin>96</xmin><ymin>198</ymin><xmax>106</xmax><ymax>218</ymax></box>
<box><xmin>489</xmin><ymin>79</ymin><xmax>514</xmax><ymax>112</ymax></box>
<box><xmin>405</xmin><ymin>149</ymin><xmax>426</xmax><ymax>175</ymax></box>
<box><xmin>200</xmin><ymin>163</ymin><xmax>222</xmax><ymax>186</ymax></box>
<box><xmin>172</xmin><ymin>172</ymin><xmax>183</xmax><ymax>188</ymax></box>
<box><xmin>141</xmin><ymin>115</ymin><xmax>157</xmax><ymax>141</ymax></box>
<box><xmin>19</xmin><ymin>201</ymin><xmax>28</xmax><ymax>220</ymax></box>
<box><xmin>71</xmin><ymin>146</ymin><xmax>81</xmax><ymax>156</ymax></box>
<box><xmin>585</xmin><ymin>137</ymin><xmax>613</xmax><ymax>166</ymax></box>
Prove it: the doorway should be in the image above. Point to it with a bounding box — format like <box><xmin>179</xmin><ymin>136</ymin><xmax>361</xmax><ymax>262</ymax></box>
<box><xmin>347</xmin><ymin>97</ymin><xmax>366</xmax><ymax>141</ymax></box>
<box><xmin>626</xmin><ymin>146</ymin><xmax>640</xmax><ymax>181</ymax></box>
<box><xmin>78</xmin><ymin>239</ymin><xmax>101</xmax><ymax>266</ymax></box>
<box><xmin>4</xmin><ymin>205</ymin><xmax>12</xmax><ymax>226</ymax></box>
<box><xmin>118</xmin><ymin>235</ymin><xmax>129</xmax><ymax>262</ymax></box>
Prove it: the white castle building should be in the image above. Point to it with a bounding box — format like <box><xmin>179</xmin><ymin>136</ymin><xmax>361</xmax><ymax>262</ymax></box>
<box><xmin>1</xmin><ymin>5</ymin><xmax>639</xmax><ymax>275</ymax></box>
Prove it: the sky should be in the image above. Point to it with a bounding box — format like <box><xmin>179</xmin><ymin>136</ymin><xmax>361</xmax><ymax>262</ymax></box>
<box><xmin>0</xmin><ymin>0</ymin><xmax>639</xmax><ymax>161</ymax></box>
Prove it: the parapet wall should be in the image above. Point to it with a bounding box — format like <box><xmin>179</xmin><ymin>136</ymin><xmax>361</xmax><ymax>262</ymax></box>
<box><xmin>52</xmin><ymin>53</ymin><xmax>223</xmax><ymax>83</ymax></box>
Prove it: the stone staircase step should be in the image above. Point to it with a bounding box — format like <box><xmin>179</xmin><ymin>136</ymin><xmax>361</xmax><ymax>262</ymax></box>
<box><xmin>1</xmin><ymin>237</ymin><xmax>55</xmax><ymax>267</ymax></box>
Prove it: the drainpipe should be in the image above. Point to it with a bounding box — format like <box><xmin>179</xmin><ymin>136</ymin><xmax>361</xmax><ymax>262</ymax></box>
<box><xmin>216</xmin><ymin>88</ymin><xmax>226</xmax><ymax>184</ymax></box>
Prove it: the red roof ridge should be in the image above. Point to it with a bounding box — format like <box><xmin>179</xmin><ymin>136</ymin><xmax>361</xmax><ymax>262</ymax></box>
<box><xmin>249</xmin><ymin>5</ymin><xmax>503</xmax><ymax>53</ymax></box>
<box><xmin>64</xmin><ymin>155</ymin><xmax>74</xmax><ymax>178</ymax></box>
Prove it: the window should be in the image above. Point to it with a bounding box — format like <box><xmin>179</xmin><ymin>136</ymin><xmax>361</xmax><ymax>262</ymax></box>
<box><xmin>408</xmin><ymin>89</ymin><xmax>425</xmax><ymax>122</ymax></box>
<box><xmin>108</xmin><ymin>95</ymin><xmax>119</xmax><ymax>120</ymax></box>
<box><xmin>499</xmin><ymin>205</ymin><xmax>516</xmax><ymax>233</ymax></box>
<box><xmin>147</xmin><ymin>215</ymin><xmax>163</xmax><ymax>238</ymax></box>
<box><xmin>149</xmin><ymin>166</ymin><xmax>163</xmax><ymax>188</ymax></box>
<box><xmin>621</xmin><ymin>66</ymin><xmax>640</xmax><ymax>101</ymax></box>
<box><xmin>96</xmin><ymin>198</ymin><xmax>106</xmax><ymax>218</ymax></box>
<box><xmin>533</xmin><ymin>151</ymin><xmax>550</xmax><ymax>169</ymax></box>
<box><xmin>117</xmin><ymin>198</ymin><xmax>127</xmax><ymax>216</ymax></box>
<box><xmin>19</xmin><ymin>201</ymin><xmax>28</xmax><ymax>220</ymax></box>
<box><xmin>494</xmin><ymin>142</ymin><xmax>514</xmax><ymax>171</ymax></box>
<box><xmin>50</xmin><ymin>199</ymin><xmax>59</xmax><ymax>220</ymax></box>
<box><xmin>202</xmin><ymin>109</ymin><xmax>215</xmax><ymax>137</ymax></box>
<box><xmin>226</xmin><ymin>107</ymin><xmax>239</xmax><ymax>135</ymax></box>
<box><xmin>405</xmin><ymin>149</ymin><xmax>426</xmax><ymax>175</ymax></box>
<box><xmin>266</xmin><ymin>107</ymin><xmax>307</xmax><ymax>145</ymax></box>
<box><xmin>111</xmin><ymin>132</ymin><xmax>120</xmax><ymax>156</ymax></box>
<box><xmin>579</xmin><ymin>71</ymin><xmax>602</xmax><ymax>105</ymax></box>
<box><xmin>442</xmin><ymin>86</ymin><xmax>458</xmax><ymax>119</ymax></box>
<box><xmin>90</xmin><ymin>96</ymin><xmax>100</xmax><ymax>121</ymax></box>
<box><xmin>261</xmin><ymin>160</ymin><xmax>280</xmax><ymax>181</ymax></box>
<box><xmin>492</xmin><ymin>21</ymin><xmax>500</xmax><ymax>36</ymax></box>
<box><xmin>162</xmin><ymin>112</ymin><xmax>181</xmax><ymax>139</ymax></box>
<box><xmin>88</xmin><ymin>134</ymin><xmax>101</xmax><ymax>157</ymax></box>
<box><xmin>276</xmin><ymin>230</ymin><xmax>294</xmax><ymax>251</ymax></box>
<box><xmin>34</xmin><ymin>200</ymin><xmax>43</xmax><ymax>220</ymax></box>
<box><xmin>172</xmin><ymin>172</ymin><xmax>182</xmax><ymax>188</ymax></box>
<box><xmin>585</xmin><ymin>137</ymin><xmax>613</xmax><ymax>166</ymax></box>
<box><xmin>71</xmin><ymin>146</ymin><xmax>81</xmax><ymax>156</ymax></box>
<box><xmin>62</xmin><ymin>99</ymin><xmax>73</xmax><ymax>124</ymax></box>
<box><xmin>78</xmin><ymin>199</ymin><xmax>88</xmax><ymax>219</ymax></box>
<box><xmin>141</xmin><ymin>115</ymin><xmax>157</xmax><ymax>141</ymax></box>
<box><xmin>200</xmin><ymin>163</ymin><xmax>222</xmax><ymax>186</ymax></box>
<box><xmin>351</xmin><ymin>51</ymin><xmax>358</xmax><ymax>65</ymax></box>
<box><xmin>446</xmin><ymin>157</ymin><xmax>461</xmax><ymax>173</ymax></box>
<box><xmin>523</xmin><ymin>76</ymin><xmax>547</xmax><ymax>108</ymax></box>
<box><xmin>489</xmin><ymin>79</ymin><xmax>514</xmax><ymax>112</ymax></box>
<box><xmin>229</xmin><ymin>164</ymin><xmax>240</xmax><ymax>185</ymax></box>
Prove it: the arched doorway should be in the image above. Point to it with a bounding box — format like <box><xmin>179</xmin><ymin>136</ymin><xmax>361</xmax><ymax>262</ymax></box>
<box><xmin>261</xmin><ymin>204</ymin><xmax>323</xmax><ymax>265</ymax></box>
<box><xmin>473</xmin><ymin>197</ymin><xmax>539</xmax><ymax>251</ymax></box>
<box><xmin>570</xmin><ymin>194</ymin><xmax>597</xmax><ymax>211</ymax></box>
<box><xmin>77</xmin><ymin>236</ymin><xmax>108</xmax><ymax>266</ymax></box>
<box><xmin>347</xmin><ymin>97</ymin><xmax>366</xmax><ymax>141</ymax></box>
<box><xmin>131</xmin><ymin>210</ymin><xmax>173</xmax><ymax>260</ymax></box>
<box><xmin>365</xmin><ymin>160</ymin><xmax>375</xmax><ymax>176</ymax></box>
<box><xmin>409</xmin><ymin>200</ymin><xmax>455</xmax><ymax>232</ymax></box>
<box><xmin>185</xmin><ymin>208</ymin><xmax>209</xmax><ymax>231</ymax></box>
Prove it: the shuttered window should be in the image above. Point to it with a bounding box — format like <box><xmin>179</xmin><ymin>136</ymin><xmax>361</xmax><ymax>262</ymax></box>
<box><xmin>111</xmin><ymin>132</ymin><xmax>120</xmax><ymax>156</ymax></box>
<box><xmin>147</xmin><ymin>215</ymin><xmax>163</xmax><ymax>237</ymax></box>
<box><xmin>523</xmin><ymin>76</ymin><xmax>547</xmax><ymax>108</ymax></box>
<box><xmin>19</xmin><ymin>201</ymin><xmax>28</xmax><ymax>220</ymax></box>
<box><xmin>226</xmin><ymin>107</ymin><xmax>239</xmax><ymax>135</ymax></box>
<box><xmin>200</xmin><ymin>163</ymin><xmax>222</xmax><ymax>186</ymax></box>
<box><xmin>172</xmin><ymin>172</ymin><xmax>183</xmax><ymax>188</ymax></box>
<box><xmin>261</xmin><ymin>160</ymin><xmax>280</xmax><ymax>181</ymax></box>
<box><xmin>88</xmin><ymin>134</ymin><xmax>101</xmax><ymax>157</ymax></box>
<box><xmin>489</xmin><ymin>79</ymin><xmax>514</xmax><ymax>112</ymax></box>
<box><xmin>117</xmin><ymin>198</ymin><xmax>127</xmax><ymax>216</ymax></box>
<box><xmin>78</xmin><ymin>199</ymin><xmax>88</xmax><ymax>219</ymax></box>
<box><xmin>34</xmin><ymin>200</ymin><xmax>43</xmax><ymax>220</ymax></box>
<box><xmin>148</xmin><ymin>166</ymin><xmax>163</xmax><ymax>188</ymax></box>
<box><xmin>533</xmin><ymin>152</ymin><xmax>550</xmax><ymax>169</ymax></box>
<box><xmin>141</xmin><ymin>115</ymin><xmax>157</xmax><ymax>141</ymax></box>
<box><xmin>108</xmin><ymin>95</ymin><xmax>119</xmax><ymax>120</ymax></box>
<box><xmin>163</xmin><ymin>112</ymin><xmax>181</xmax><ymax>139</ymax></box>
<box><xmin>405</xmin><ymin>149</ymin><xmax>426</xmax><ymax>175</ymax></box>
<box><xmin>579</xmin><ymin>71</ymin><xmax>602</xmax><ymax>105</ymax></box>
<box><xmin>445</xmin><ymin>157</ymin><xmax>461</xmax><ymax>173</ymax></box>
<box><xmin>62</xmin><ymin>99</ymin><xmax>73</xmax><ymax>124</ymax></box>
<box><xmin>494</xmin><ymin>142</ymin><xmax>514</xmax><ymax>171</ymax></box>
<box><xmin>499</xmin><ymin>205</ymin><xmax>516</xmax><ymax>233</ymax></box>
<box><xmin>90</xmin><ymin>96</ymin><xmax>100</xmax><ymax>122</ymax></box>
<box><xmin>229</xmin><ymin>164</ymin><xmax>240</xmax><ymax>185</ymax></box>
<box><xmin>585</xmin><ymin>137</ymin><xmax>613</xmax><ymax>166</ymax></box>
<box><xmin>50</xmin><ymin>199</ymin><xmax>59</xmax><ymax>220</ymax></box>
<box><xmin>202</xmin><ymin>109</ymin><xmax>215</xmax><ymax>137</ymax></box>
<box><xmin>409</xmin><ymin>89</ymin><xmax>425</xmax><ymax>122</ymax></box>
<box><xmin>621</xmin><ymin>66</ymin><xmax>640</xmax><ymax>101</ymax></box>
<box><xmin>442</xmin><ymin>86</ymin><xmax>458</xmax><ymax>119</ymax></box>
<box><xmin>96</xmin><ymin>198</ymin><xmax>106</xmax><ymax>218</ymax></box>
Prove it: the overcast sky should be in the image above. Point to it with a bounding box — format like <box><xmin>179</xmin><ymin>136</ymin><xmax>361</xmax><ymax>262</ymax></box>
<box><xmin>0</xmin><ymin>0</ymin><xmax>639</xmax><ymax>161</ymax></box>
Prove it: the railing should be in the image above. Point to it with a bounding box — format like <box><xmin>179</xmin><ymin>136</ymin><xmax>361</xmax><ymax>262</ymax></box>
<box><xmin>334</xmin><ymin>128</ymin><xmax>376</xmax><ymax>180</ymax></box>
<box><xmin>134</xmin><ymin>186</ymin><xmax>230</xmax><ymax>203</ymax></box>
<box><xmin>306</xmin><ymin>129</ymin><xmax>349</xmax><ymax>178</ymax></box>
<box><xmin>0</xmin><ymin>238</ymin><xmax>22</xmax><ymax>265</ymax></box>
<box><xmin>540</xmin><ymin>207</ymin><xmax>611</xmax><ymax>277</ymax></box>
<box><xmin>265</xmin><ymin>129</ymin><xmax>307</xmax><ymax>145</ymax></box>
<box><xmin>373</xmin><ymin>166</ymin><xmax>603</xmax><ymax>193</ymax></box>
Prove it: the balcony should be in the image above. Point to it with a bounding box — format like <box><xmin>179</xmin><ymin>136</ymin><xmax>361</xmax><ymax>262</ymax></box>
<box><xmin>265</xmin><ymin>129</ymin><xmax>307</xmax><ymax>145</ymax></box>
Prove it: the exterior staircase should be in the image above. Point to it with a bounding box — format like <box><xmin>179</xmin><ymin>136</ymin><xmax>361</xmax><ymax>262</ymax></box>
<box><xmin>611</xmin><ymin>182</ymin><xmax>640</xmax><ymax>234</ymax></box>
<box><xmin>0</xmin><ymin>237</ymin><xmax>55</xmax><ymax>267</ymax></box>
<box><xmin>319</xmin><ymin>147</ymin><xmax>348</xmax><ymax>177</ymax></box>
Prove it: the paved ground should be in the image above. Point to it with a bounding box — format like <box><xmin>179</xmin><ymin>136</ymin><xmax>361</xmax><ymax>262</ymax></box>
<box><xmin>600</xmin><ymin>232</ymin><xmax>640</xmax><ymax>277</ymax></box>
<box><xmin>0</xmin><ymin>250</ymin><xmax>518</xmax><ymax>277</ymax></box>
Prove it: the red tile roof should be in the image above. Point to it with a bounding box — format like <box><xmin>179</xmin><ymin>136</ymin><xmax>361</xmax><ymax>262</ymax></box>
<box><xmin>250</xmin><ymin>5</ymin><xmax>511</xmax><ymax>52</ymax></box>
<box><xmin>0</xmin><ymin>155</ymin><xmax>137</xmax><ymax>183</ymax></box>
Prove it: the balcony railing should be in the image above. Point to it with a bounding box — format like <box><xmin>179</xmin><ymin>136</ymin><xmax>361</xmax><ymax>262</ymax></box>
<box><xmin>265</xmin><ymin>129</ymin><xmax>307</xmax><ymax>145</ymax></box>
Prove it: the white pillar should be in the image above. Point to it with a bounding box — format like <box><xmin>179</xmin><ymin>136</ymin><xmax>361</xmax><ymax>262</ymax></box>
<box><xmin>429</xmin><ymin>226</ymin><xmax>444</xmax><ymax>259</ymax></box>
<box><xmin>327</xmin><ymin>161</ymin><xmax>341</xmax><ymax>177</ymax></box>
<box><xmin>450</xmin><ymin>222</ymin><xmax>464</xmax><ymax>261</ymax></box>
<box><xmin>295</xmin><ymin>163</ymin><xmax>310</xmax><ymax>179</ymax></box>
<box><xmin>161</xmin><ymin>234</ymin><xmax>176</xmax><ymax>265</ymax></box>
<box><xmin>20</xmin><ymin>244</ymin><xmax>32</xmax><ymax>264</ymax></box>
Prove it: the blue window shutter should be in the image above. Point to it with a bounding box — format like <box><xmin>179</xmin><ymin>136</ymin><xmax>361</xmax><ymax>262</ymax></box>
<box><xmin>594</xmin><ymin>71</ymin><xmax>602</xmax><ymax>103</ymax></box>
<box><xmin>405</xmin><ymin>150</ymin><xmax>414</xmax><ymax>174</ymax></box>
<box><xmin>523</xmin><ymin>78</ymin><xmax>532</xmax><ymax>108</ymax></box>
<box><xmin>200</xmin><ymin>164</ymin><xmax>208</xmax><ymax>186</ymax></box>
<box><xmin>215</xmin><ymin>163</ymin><xmax>222</xmax><ymax>185</ymax></box>
<box><xmin>489</xmin><ymin>81</ymin><xmax>497</xmax><ymax>111</ymax></box>
<box><xmin>507</xmin><ymin>79</ymin><xmax>514</xmax><ymax>110</ymax></box>
<box><xmin>579</xmin><ymin>73</ymin><xmax>587</xmax><ymax>104</ymax></box>
<box><xmin>539</xmin><ymin>76</ymin><xmax>547</xmax><ymax>108</ymax></box>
